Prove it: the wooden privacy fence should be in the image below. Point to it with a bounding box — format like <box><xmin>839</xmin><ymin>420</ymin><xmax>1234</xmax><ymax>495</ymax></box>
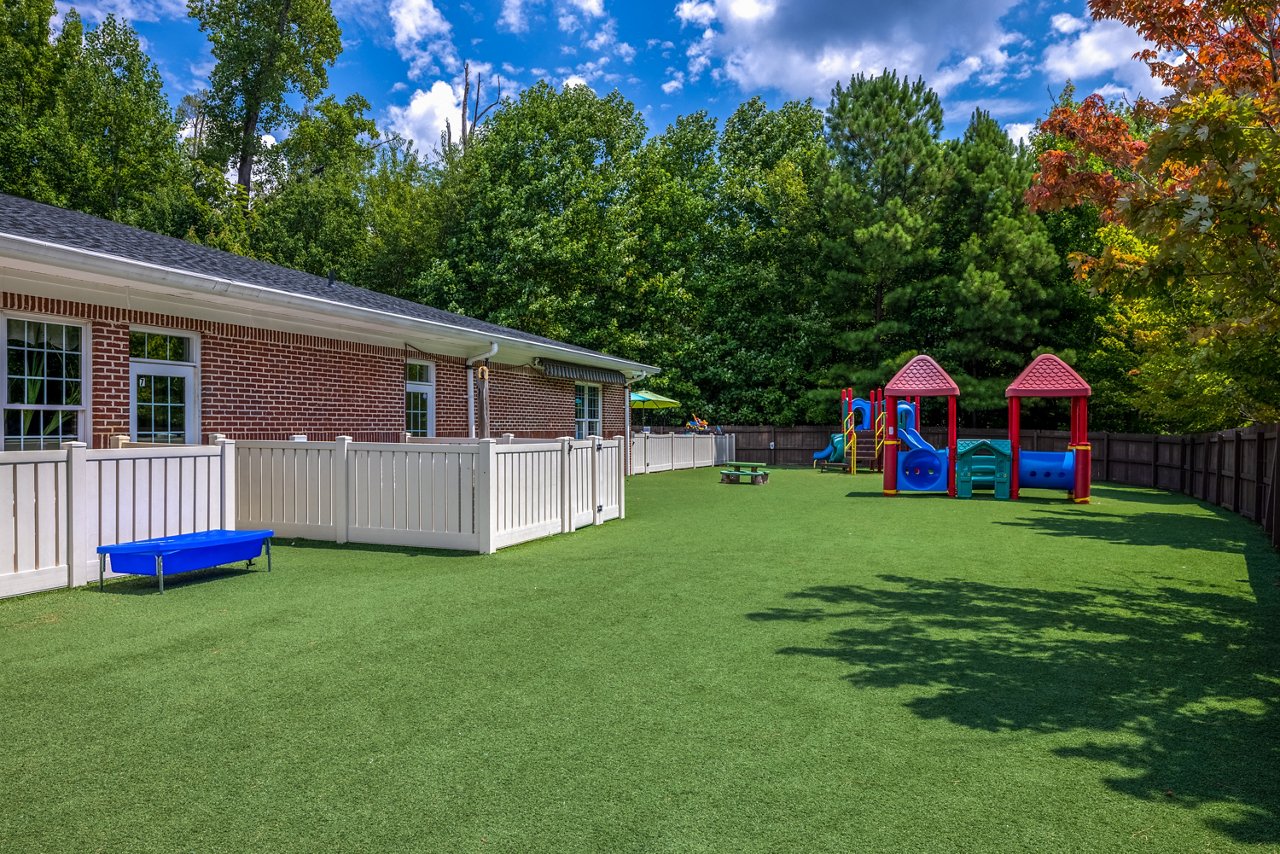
<box><xmin>0</xmin><ymin>442</ymin><xmax>234</xmax><ymax>598</ymax></box>
<box><xmin>629</xmin><ymin>432</ymin><xmax>735</xmax><ymax>474</ymax></box>
<box><xmin>235</xmin><ymin>436</ymin><xmax>625</xmax><ymax>554</ymax></box>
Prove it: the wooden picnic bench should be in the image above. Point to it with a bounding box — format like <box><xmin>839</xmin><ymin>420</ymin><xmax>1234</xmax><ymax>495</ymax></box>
<box><xmin>720</xmin><ymin>461</ymin><xmax>771</xmax><ymax>485</ymax></box>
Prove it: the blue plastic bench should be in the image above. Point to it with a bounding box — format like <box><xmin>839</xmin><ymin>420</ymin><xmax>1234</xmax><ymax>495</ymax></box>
<box><xmin>97</xmin><ymin>529</ymin><xmax>274</xmax><ymax>593</ymax></box>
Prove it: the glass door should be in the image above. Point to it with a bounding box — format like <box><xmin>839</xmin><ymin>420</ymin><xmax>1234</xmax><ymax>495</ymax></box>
<box><xmin>130</xmin><ymin>362</ymin><xmax>197</xmax><ymax>444</ymax></box>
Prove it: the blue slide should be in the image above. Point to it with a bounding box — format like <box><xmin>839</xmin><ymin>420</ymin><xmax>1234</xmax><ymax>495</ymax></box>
<box><xmin>893</xmin><ymin>403</ymin><xmax>949</xmax><ymax>492</ymax></box>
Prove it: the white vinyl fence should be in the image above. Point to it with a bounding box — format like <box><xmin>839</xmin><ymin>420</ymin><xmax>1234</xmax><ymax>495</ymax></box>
<box><xmin>237</xmin><ymin>436</ymin><xmax>624</xmax><ymax>553</ymax></box>
<box><xmin>629</xmin><ymin>432</ymin><xmax>735</xmax><ymax>474</ymax></box>
<box><xmin>0</xmin><ymin>442</ymin><xmax>233</xmax><ymax>598</ymax></box>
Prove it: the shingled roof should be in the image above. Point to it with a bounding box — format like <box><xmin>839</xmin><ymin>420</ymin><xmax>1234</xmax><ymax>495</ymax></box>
<box><xmin>885</xmin><ymin>354</ymin><xmax>959</xmax><ymax>396</ymax></box>
<box><xmin>0</xmin><ymin>192</ymin><xmax>647</xmax><ymax>370</ymax></box>
<box><xmin>1006</xmin><ymin>354</ymin><xmax>1091</xmax><ymax>398</ymax></box>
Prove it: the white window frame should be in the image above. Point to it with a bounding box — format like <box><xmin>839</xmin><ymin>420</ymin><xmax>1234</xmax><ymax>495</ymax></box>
<box><xmin>575</xmin><ymin>382</ymin><xmax>601</xmax><ymax>440</ymax></box>
<box><xmin>405</xmin><ymin>360</ymin><xmax>436</xmax><ymax>438</ymax></box>
<box><xmin>2</xmin><ymin>313</ymin><xmax>91</xmax><ymax>449</ymax></box>
<box><xmin>129</xmin><ymin>327</ymin><xmax>199</xmax><ymax>445</ymax></box>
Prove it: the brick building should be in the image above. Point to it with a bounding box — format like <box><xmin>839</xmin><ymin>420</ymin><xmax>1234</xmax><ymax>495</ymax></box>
<box><xmin>0</xmin><ymin>194</ymin><xmax>657</xmax><ymax>450</ymax></box>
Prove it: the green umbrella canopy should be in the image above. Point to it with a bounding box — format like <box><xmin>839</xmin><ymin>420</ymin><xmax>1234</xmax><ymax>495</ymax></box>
<box><xmin>630</xmin><ymin>390</ymin><xmax>680</xmax><ymax>409</ymax></box>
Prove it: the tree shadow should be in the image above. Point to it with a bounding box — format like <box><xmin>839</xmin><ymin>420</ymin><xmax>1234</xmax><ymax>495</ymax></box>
<box><xmin>747</xmin><ymin>569</ymin><xmax>1280</xmax><ymax>843</ymax></box>
<box><xmin>995</xmin><ymin>504</ymin><xmax>1251</xmax><ymax>555</ymax></box>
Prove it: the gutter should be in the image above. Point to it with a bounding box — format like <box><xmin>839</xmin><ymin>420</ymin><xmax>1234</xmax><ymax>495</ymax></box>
<box><xmin>465</xmin><ymin>343</ymin><xmax>499</xmax><ymax>438</ymax></box>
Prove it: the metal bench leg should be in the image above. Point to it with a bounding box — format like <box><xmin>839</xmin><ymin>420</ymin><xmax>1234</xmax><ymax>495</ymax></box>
<box><xmin>266</xmin><ymin>539</ymin><xmax>272</xmax><ymax>573</ymax></box>
<box><xmin>156</xmin><ymin>555</ymin><xmax>164</xmax><ymax>594</ymax></box>
<box><xmin>99</xmin><ymin>554</ymin><xmax>105</xmax><ymax>591</ymax></box>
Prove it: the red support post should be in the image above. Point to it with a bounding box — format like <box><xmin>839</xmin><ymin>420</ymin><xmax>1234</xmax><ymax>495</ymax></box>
<box><xmin>947</xmin><ymin>395</ymin><xmax>957</xmax><ymax>498</ymax></box>
<box><xmin>884</xmin><ymin>395</ymin><xmax>899</xmax><ymax>495</ymax></box>
<box><xmin>1072</xmin><ymin>397</ymin><xmax>1091</xmax><ymax>503</ymax></box>
<box><xmin>1008</xmin><ymin>397</ymin><xmax>1021</xmax><ymax>500</ymax></box>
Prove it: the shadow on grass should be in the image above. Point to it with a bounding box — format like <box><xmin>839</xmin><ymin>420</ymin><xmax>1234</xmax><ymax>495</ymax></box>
<box><xmin>748</xmin><ymin>567</ymin><xmax>1280</xmax><ymax>844</ymax></box>
<box><xmin>269</xmin><ymin>538</ymin><xmax>480</xmax><ymax>559</ymax></box>
<box><xmin>996</xmin><ymin>503</ymin><xmax>1250</xmax><ymax>555</ymax></box>
<box><xmin>96</xmin><ymin>565</ymin><xmax>261</xmax><ymax>595</ymax></box>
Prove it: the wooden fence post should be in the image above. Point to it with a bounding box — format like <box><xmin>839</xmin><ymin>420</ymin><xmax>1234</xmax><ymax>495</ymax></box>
<box><xmin>217</xmin><ymin>438</ymin><xmax>236</xmax><ymax>531</ymax></box>
<box><xmin>1269</xmin><ymin>426</ymin><xmax>1280</xmax><ymax>547</ymax></box>
<box><xmin>1253</xmin><ymin>428</ymin><xmax>1266</xmax><ymax>522</ymax></box>
<box><xmin>475</xmin><ymin>439</ymin><xmax>496</xmax><ymax>553</ymax></box>
<box><xmin>1232</xmin><ymin>429</ymin><xmax>1244</xmax><ymax>513</ymax></box>
<box><xmin>334</xmin><ymin>436</ymin><xmax>350</xmax><ymax>544</ymax></box>
<box><xmin>1150</xmin><ymin>434</ymin><xmax>1159</xmax><ymax>489</ymax></box>
<box><xmin>62</xmin><ymin>441</ymin><xmax>89</xmax><ymax>587</ymax></box>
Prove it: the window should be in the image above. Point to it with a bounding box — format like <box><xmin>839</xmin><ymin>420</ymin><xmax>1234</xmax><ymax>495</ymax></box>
<box><xmin>405</xmin><ymin>361</ymin><xmax>435</xmax><ymax>437</ymax></box>
<box><xmin>575</xmin><ymin>383</ymin><xmax>600</xmax><ymax>440</ymax></box>
<box><xmin>4</xmin><ymin>319</ymin><xmax>86</xmax><ymax>450</ymax></box>
<box><xmin>130</xmin><ymin>330</ymin><xmax>197</xmax><ymax>444</ymax></box>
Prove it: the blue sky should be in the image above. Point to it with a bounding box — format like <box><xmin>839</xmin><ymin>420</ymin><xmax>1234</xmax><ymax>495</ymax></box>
<box><xmin>65</xmin><ymin>0</ymin><xmax>1167</xmax><ymax>155</ymax></box>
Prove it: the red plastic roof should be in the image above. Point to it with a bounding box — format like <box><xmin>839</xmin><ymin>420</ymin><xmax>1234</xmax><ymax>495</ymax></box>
<box><xmin>885</xmin><ymin>355</ymin><xmax>960</xmax><ymax>396</ymax></box>
<box><xmin>1006</xmin><ymin>354</ymin><xmax>1091</xmax><ymax>398</ymax></box>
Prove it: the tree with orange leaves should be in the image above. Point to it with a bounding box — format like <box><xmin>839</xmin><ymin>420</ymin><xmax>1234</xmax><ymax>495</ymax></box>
<box><xmin>1027</xmin><ymin>2</ymin><xmax>1280</xmax><ymax>426</ymax></box>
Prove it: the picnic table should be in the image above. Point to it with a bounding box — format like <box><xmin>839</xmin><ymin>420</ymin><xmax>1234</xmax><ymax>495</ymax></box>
<box><xmin>720</xmin><ymin>461</ymin><xmax>771</xmax><ymax>485</ymax></box>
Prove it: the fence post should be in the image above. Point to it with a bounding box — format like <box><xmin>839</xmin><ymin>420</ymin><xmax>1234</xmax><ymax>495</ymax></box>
<box><xmin>591</xmin><ymin>435</ymin><xmax>602</xmax><ymax>526</ymax></box>
<box><xmin>615</xmin><ymin>436</ymin><xmax>626</xmax><ymax>519</ymax></box>
<box><xmin>62</xmin><ymin>441</ymin><xmax>89</xmax><ymax>587</ymax></box>
<box><xmin>1232</xmin><ymin>429</ymin><xmax>1244</xmax><ymax>512</ymax></box>
<box><xmin>1270</xmin><ymin>426</ymin><xmax>1280</xmax><ymax>548</ymax></box>
<box><xmin>1102</xmin><ymin>432</ymin><xmax>1111</xmax><ymax>482</ymax></box>
<box><xmin>1255</xmin><ymin>429</ymin><xmax>1268</xmax><ymax>524</ymax></box>
<box><xmin>334</xmin><ymin>436</ymin><xmax>351</xmax><ymax>544</ymax></box>
<box><xmin>475</xmin><ymin>439</ymin><xmax>497</xmax><ymax>553</ymax></box>
<box><xmin>1216</xmin><ymin>432</ymin><xmax>1226</xmax><ymax>507</ymax></box>
<box><xmin>641</xmin><ymin>432</ymin><xmax>650</xmax><ymax>474</ymax></box>
<box><xmin>217</xmin><ymin>438</ymin><xmax>236</xmax><ymax>531</ymax></box>
<box><xmin>559</xmin><ymin>438</ymin><xmax>574</xmax><ymax>533</ymax></box>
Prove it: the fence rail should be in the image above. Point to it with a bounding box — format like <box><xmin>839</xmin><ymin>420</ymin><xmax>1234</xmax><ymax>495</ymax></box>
<box><xmin>0</xmin><ymin>442</ymin><xmax>232</xmax><ymax>598</ymax></box>
<box><xmin>237</xmin><ymin>436</ymin><xmax>625</xmax><ymax>554</ymax></box>
<box><xmin>629</xmin><ymin>432</ymin><xmax>735</xmax><ymax>474</ymax></box>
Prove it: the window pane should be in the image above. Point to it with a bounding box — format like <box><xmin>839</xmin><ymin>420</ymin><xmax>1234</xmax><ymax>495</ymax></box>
<box><xmin>130</xmin><ymin>331</ymin><xmax>191</xmax><ymax>362</ymax></box>
<box><xmin>4</xmin><ymin>409</ymin><xmax>78</xmax><ymax>450</ymax></box>
<box><xmin>405</xmin><ymin>363</ymin><xmax>429</xmax><ymax>383</ymax></box>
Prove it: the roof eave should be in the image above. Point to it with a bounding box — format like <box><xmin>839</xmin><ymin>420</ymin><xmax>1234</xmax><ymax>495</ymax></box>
<box><xmin>0</xmin><ymin>232</ymin><xmax>659</xmax><ymax>381</ymax></box>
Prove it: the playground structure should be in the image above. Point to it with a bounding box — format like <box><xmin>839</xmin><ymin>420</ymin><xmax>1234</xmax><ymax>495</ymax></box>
<box><xmin>811</xmin><ymin>354</ymin><xmax>1091</xmax><ymax>502</ymax></box>
<box><xmin>1006</xmin><ymin>354</ymin><xmax>1092</xmax><ymax>503</ymax></box>
<box><xmin>812</xmin><ymin>388</ymin><xmax>920</xmax><ymax>474</ymax></box>
<box><xmin>883</xmin><ymin>356</ymin><xmax>959</xmax><ymax>496</ymax></box>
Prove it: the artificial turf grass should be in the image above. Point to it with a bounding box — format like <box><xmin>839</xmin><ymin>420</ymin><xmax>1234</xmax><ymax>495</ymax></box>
<box><xmin>1</xmin><ymin>470</ymin><xmax>1277</xmax><ymax>853</ymax></box>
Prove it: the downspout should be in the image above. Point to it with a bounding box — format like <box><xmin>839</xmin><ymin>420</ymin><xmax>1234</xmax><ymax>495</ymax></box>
<box><xmin>466</xmin><ymin>342</ymin><xmax>499</xmax><ymax>438</ymax></box>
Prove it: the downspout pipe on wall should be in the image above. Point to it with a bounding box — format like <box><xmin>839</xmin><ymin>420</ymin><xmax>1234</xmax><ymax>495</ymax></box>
<box><xmin>466</xmin><ymin>342</ymin><xmax>499</xmax><ymax>438</ymax></box>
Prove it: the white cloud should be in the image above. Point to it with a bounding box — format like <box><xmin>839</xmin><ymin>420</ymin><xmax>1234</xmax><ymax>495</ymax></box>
<box><xmin>1050</xmin><ymin>13</ymin><xmax>1087</xmax><ymax>35</ymax></box>
<box><xmin>586</xmin><ymin>19</ymin><xmax>616</xmax><ymax>52</ymax></box>
<box><xmin>62</xmin><ymin>0</ymin><xmax>186</xmax><ymax>23</ymax></box>
<box><xmin>387</xmin><ymin>80</ymin><xmax>461</xmax><ymax>153</ymax></box>
<box><xmin>1042</xmin><ymin>17</ymin><xmax>1168</xmax><ymax>100</ymax></box>
<box><xmin>672</xmin><ymin>0</ymin><xmax>1025</xmax><ymax>106</ymax></box>
<box><xmin>498</xmin><ymin>0</ymin><xmax>532</xmax><ymax>32</ymax></box>
<box><xmin>563</xmin><ymin>73</ymin><xmax>590</xmax><ymax>89</ymax></box>
<box><xmin>567</xmin><ymin>0</ymin><xmax>604</xmax><ymax>16</ymax></box>
<box><xmin>1004</xmin><ymin>121</ymin><xmax>1034</xmax><ymax>145</ymax></box>
<box><xmin>675</xmin><ymin>0</ymin><xmax>717</xmax><ymax>26</ymax></box>
<box><xmin>724</xmin><ymin>0</ymin><xmax>775</xmax><ymax>23</ymax></box>
<box><xmin>616</xmin><ymin>41</ymin><xmax>636</xmax><ymax>63</ymax></box>
<box><xmin>390</xmin><ymin>0</ymin><xmax>459</xmax><ymax>78</ymax></box>
<box><xmin>661</xmin><ymin>72</ymin><xmax>685</xmax><ymax>94</ymax></box>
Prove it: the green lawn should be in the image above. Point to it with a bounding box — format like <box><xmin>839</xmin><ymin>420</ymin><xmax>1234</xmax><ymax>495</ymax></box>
<box><xmin>2</xmin><ymin>469</ymin><xmax>1278</xmax><ymax>853</ymax></box>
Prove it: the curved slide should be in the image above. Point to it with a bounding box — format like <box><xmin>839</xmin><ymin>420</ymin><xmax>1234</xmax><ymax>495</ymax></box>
<box><xmin>812</xmin><ymin>432</ymin><xmax>845</xmax><ymax>463</ymax></box>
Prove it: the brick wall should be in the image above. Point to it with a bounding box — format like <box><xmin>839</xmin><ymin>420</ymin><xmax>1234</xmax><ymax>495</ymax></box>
<box><xmin>2</xmin><ymin>293</ymin><xmax>630</xmax><ymax>447</ymax></box>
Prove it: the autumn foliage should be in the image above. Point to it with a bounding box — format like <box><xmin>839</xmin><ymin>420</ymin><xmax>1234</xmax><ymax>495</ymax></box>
<box><xmin>1028</xmin><ymin>1</ymin><xmax>1280</xmax><ymax>425</ymax></box>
